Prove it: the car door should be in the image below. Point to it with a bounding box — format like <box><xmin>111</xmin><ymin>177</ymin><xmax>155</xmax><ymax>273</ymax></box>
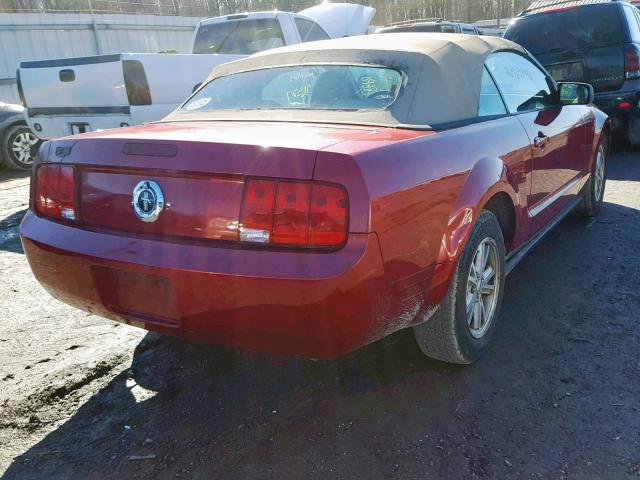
<box><xmin>486</xmin><ymin>51</ymin><xmax>589</xmax><ymax>232</ymax></box>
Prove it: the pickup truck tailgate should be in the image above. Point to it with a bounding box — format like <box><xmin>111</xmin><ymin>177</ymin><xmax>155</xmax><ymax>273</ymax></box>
<box><xmin>19</xmin><ymin>54</ymin><xmax>129</xmax><ymax>110</ymax></box>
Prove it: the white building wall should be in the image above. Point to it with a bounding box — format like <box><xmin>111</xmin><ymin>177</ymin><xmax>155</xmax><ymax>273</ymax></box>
<box><xmin>0</xmin><ymin>13</ymin><xmax>203</xmax><ymax>103</ymax></box>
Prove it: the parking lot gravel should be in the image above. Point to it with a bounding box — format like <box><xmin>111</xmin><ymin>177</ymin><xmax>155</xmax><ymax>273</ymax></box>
<box><xmin>1</xmin><ymin>150</ymin><xmax>639</xmax><ymax>479</ymax></box>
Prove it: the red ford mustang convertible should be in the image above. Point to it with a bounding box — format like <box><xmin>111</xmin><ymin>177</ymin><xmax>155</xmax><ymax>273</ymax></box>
<box><xmin>20</xmin><ymin>34</ymin><xmax>608</xmax><ymax>363</ymax></box>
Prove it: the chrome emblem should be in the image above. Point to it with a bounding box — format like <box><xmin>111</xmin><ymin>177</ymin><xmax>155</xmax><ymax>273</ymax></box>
<box><xmin>132</xmin><ymin>180</ymin><xmax>164</xmax><ymax>222</ymax></box>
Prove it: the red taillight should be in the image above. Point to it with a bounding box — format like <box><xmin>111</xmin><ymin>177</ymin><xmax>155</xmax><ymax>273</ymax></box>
<box><xmin>624</xmin><ymin>44</ymin><xmax>640</xmax><ymax>80</ymax></box>
<box><xmin>238</xmin><ymin>179</ymin><xmax>277</xmax><ymax>243</ymax></box>
<box><xmin>309</xmin><ymin>184</ymin><xmax>348</xmax><ymax>245</ymax></box>
<box><xmin>240</xmin><ymin>178</ymin><xmax>348</xmax><ymax>247</ymax></box>
<box><xmin>35</xmin><ymin>164</ymin><xmax>76</xmax><ymax>221</ymax></box>
<box><xmin>272</xmin><ymin>181</ymin><xmax>310</xmax><ymax>245</ymax></box>
<box><xmin>619</xmin><ymin>100</ymin><xmax>632</xmax><ymax>109</ymax></box>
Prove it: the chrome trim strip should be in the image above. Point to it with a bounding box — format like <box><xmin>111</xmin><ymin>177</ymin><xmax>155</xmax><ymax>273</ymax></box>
<box><xmin>506</xmin><ymin>195</ymin><xmax>582</xmax><ymax>275</ymax></box>
<box><xmin>528</xmin><ymin>175</ymin><xmax>583</xmax><ymax>218</ymax></box>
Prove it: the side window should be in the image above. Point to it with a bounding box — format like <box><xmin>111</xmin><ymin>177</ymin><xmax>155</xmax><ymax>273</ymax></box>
<box><xmin>626</xmin><ymin>5</ymin><xmax>640</xmax><ymax>41</ymax></box>
<box><xmin>478</xmin><ymin>67</ymin><xmax>507</xmax><ymax>117</ymax></box>
<box><xmin>462</xmin><ymin>26</ymin><xmax>476</xmax><ymax>34</ymax></box>
<box><xmin>295</xmin><ymin>18</ymin><xmax>330</xmax><ymax>42</ymax></box>
<box><xmin>485</xmin><ymin>51</ymin><xmax>554</xmax><ymax>113</ymax></box>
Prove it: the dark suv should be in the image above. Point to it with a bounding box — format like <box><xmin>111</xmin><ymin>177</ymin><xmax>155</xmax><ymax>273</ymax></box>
<box><xmin>505</xmin><ymin>0</ymin><xmax>640</xmax><ymax>145</ymax></box>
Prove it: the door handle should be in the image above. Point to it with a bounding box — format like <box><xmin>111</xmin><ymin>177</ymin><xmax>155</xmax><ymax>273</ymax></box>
<box><xmin>534</xmin><ymin>132</ymin><xmax>549</xmax><ymax>149</ymax></box>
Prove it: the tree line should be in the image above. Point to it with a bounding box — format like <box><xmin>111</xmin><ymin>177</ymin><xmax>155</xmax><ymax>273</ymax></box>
<box><xmin>2</xmin><ymin>0</ymin><xmax>532</xmax><ymax>24</ymax></box>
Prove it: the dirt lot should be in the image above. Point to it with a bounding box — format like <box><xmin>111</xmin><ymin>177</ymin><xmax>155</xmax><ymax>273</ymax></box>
<box><xmin>1</xmin><ymin>151</ymin><xmax>639</xmax><ymax>480</ymax></box>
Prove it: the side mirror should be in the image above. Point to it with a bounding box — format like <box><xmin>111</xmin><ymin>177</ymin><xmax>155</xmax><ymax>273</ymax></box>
<box><xmin>557</xmin><ymin>82</ymin><xmax>594</xmax><ymax>105</ymax></box>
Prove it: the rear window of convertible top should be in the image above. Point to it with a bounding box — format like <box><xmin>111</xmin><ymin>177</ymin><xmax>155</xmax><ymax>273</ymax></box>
<box><xmin>181</xmin><ymin>65</ymin><xmax>404</xmax><ymax>112</ymax></box>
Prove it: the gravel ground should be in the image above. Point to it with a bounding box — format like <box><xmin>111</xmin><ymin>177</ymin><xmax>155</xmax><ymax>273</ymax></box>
<box><xmin>0</xmin><ymin>151</ymin><xmax>639</xmax><ymax>480</ymax></box>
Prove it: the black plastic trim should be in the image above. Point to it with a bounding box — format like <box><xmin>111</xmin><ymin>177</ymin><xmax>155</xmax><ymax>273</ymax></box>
<box><xmin>505</xmin><ymin>194</ymin><xmax>583</xmax><ymax>274</ymax></box>
<box><xmin>21</xmin><ymin>54</ymin><xmax>122</xmax><ymax>69</ymax></box>
<box><xmin>28</xmin><ymin>106</ymin><xmax>131</xmax><ymax>115</ymax></box>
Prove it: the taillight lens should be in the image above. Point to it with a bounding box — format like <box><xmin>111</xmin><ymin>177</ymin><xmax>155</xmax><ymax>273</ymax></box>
<box><xmin>309</xmin><ymin>184</ymin><xmax>348</xmax><ymax>245</ymax></box>
<box><xmin>239</xmin><ymin>178</ymin><xmax>348</xmax><ymax>247</ymax></box>
<box><xmin>35</xmin><ymin>164</ymin><xmax>77</xmax><ymax>221</ymax></box>
<box><xmin>624</xmin><ymin>44</ymin><xmax>640</xmax><ymax>80</ymax></box>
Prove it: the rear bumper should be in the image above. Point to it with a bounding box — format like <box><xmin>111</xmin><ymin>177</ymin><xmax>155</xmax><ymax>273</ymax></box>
<box><xmin>26</xmin><ymin>114</ymin><xmax>133</xmax><ymax>140</ymax></box>
<box><xmin>20</xmin><ymin>211</ymin><xmax>406</xmax><ymax>358</ymax></box>
<box><xmin>594</xmin><ymin>90</ymin><xmax>640</xmax><ymax>135</ymax></box>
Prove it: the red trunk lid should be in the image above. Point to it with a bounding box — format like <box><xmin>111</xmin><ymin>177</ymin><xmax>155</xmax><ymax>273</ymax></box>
<box><xmin>58</xmin><ymin>122</ymin><xmax>374</xmax><ymax>242</ymax></box>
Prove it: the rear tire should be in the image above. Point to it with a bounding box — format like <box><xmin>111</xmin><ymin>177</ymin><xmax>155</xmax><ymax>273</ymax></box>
<box><xmin>576</xmin><ymin>135</ymin><xmax>607</xmax><ymax>217</ymax></box>
<box><xmin>2</xmin><ymin>124</ymin><xmax>40</xmax><ymax>171</ymax></box>
<box><xmin>414</xmin><ymin>210</ymin><xmax>506</xmax><ymax>364</ymax></box>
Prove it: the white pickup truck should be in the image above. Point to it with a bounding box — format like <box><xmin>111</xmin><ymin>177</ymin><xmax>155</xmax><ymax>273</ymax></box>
<box><xmin>18</xmin><ymin>4</ymin><xmax>375</xmax><ymax>139</ymax></box>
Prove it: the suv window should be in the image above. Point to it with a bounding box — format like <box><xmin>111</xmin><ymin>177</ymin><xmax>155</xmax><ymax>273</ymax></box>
<box><xmin>623</xmin><ymin>4</ymin><xmax>640</xmax><ymax>41</ymax></box>
<box><xmin>193</xmin><ymin>18</ymin><xmax>285</xmax><ymax>55</ymax></box>
<box><xmin>295</xmin><ymin>17</ymin><xmax>330</xmax><ymax>42</ymax></box>
<box><xmin>504</xmin><ymin>4</ymin><xmax>625</xmax><ymax>54</ymax></box>
<box><xmin>478</xmin><ymin>67</ymin><xmax>507</xmax><ymax>117</ymax></box>
<box><xmin>485</xmin><ymin>52</ymin><xmax>554</xmax><ymax>113</ymax></box>
<box><xmin>462</xmin><ymin>26</ymin><xmax>476</xmax><ymax>34</ymax></box>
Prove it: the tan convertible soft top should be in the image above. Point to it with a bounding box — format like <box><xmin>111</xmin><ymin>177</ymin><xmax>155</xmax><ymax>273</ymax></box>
<box><xmin>163</xmin><ymin>33</ymin><xmax>527</xmax><ymax>129</ymax></box>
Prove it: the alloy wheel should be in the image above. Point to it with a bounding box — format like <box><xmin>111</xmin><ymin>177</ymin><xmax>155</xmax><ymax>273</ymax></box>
<box><xmin>11</xmin><ymin>130</ymin><xmax>39</xmax><ymax>167</ymax></box>
<box><xmin>466</xmin><ymin>237</ymin><xmax>501</xmax><ymax>339</ymax></box>
<box><xmin>594</xmin><ymin>145</ymin><xmax>606</xmax><ymax>201</ymax></box>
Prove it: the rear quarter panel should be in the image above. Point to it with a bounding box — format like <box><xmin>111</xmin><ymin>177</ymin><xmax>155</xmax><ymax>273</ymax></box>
<box><xmin>317</xmin><ymin>116</ymin><xmax>533</xmax><ymax>307</ymax></box>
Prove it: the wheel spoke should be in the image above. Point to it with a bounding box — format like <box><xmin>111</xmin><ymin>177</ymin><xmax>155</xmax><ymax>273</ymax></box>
<box><xmin>475</xmin><ymin>243</ymin><xmax>485</xmax><ymax>274</ymax></box>
<box><xmin>483</xmin><ymin>265</ymin><xmax>495</xmax><ymax>284</ymax></box>
<box><xmin>481</xmin><ymin>242</ymin><xmax>490</xmax><ymax>270</ymax></box>
<box><xmin>466</xmin><ymin>295</ymin><xmax>477</xmax><ymax>324</ymax></box>
<box><xmin>473</xmin><ymin>298</ymin><xmax>482</xmax><ymax>330</ymax></box>
<box><xmin>481</xmin><ymin>284</ymin><xmax>494</xmax><ymax>295</ymax></box>
<box><xmin>480</xmin><ymin>297</ymin><xmax>488</xmax><ymax>324</ymax></box>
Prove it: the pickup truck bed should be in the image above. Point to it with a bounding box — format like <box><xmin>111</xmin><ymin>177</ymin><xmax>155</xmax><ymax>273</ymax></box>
<box><xmin>19</xmin><ymin>52</ymin><xmax>242</xmax><ymax>138</ymax></box>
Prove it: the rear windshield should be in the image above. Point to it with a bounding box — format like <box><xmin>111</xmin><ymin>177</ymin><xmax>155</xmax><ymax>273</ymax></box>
<box><xmin>182</xmin><ymin>65</ymin><xmax>404</xmax><ymax>112</ymax></box>
<box><xmin>505</xmin><ymin>4</ymin><xmax>625</xmax><ymax>54</ymax></box>
<box><xmin>193</xmin><ymin>18</ymin><xmax>284</xmax><ymax>55</ymax></box>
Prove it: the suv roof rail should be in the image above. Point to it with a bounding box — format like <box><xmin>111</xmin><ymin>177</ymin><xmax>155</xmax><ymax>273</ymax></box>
<box><xmin>519</xmin><ymin>0</ymin><xmax>621</xmax><ymax>16</ymax></box>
